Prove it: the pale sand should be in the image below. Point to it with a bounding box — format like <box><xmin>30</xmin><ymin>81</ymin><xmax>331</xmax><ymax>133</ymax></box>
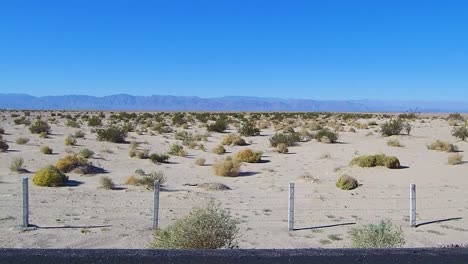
<box><xmin>0</xmin><ymin>112</ymin><xmax>467</xmax><ymax>248</ymax></box>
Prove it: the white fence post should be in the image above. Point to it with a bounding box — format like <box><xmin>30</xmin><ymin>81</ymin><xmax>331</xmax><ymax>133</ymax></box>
<box><xmin>410</xmin><ymin>183</ymin><xmax>416</xmax><ymax>227</ymax></box>
<box><xmin>288</xmin><ymin>182</ymin><xmax>295</xmax><ymax>231</ymax></box>
<box><xmin>153</xmin><ymin>180</ymin><xmax>160</xmax><ymax>229</ymax></box>
<box><xmin>22</xmin><ymin>177</ymin><xmax>29</xmax><ymax>228</ymax></box>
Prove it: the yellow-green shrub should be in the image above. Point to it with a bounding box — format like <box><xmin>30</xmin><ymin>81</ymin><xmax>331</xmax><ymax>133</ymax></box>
<box><xmin>426</xmin><ymin>140</ymin><xmax>458</xmax><ymax>152</ymax></box>
<box><xmin>350</xmin><ymin>154</ymin><xmax>400</xmax><ymax>169</ymax></box>
<box><xmin>235</xmin><ymin>149</ymin><xmax>262</xmax><ymax>163</ymax></box>
<box><xmin>336</xmin><ymin>175</ymin><xmax>358</xmax><ymax>190</ymax></box>
<box><xmin>212</xmin><ymin>157</ymin><xmax>241</xmax><ymax>177</ymax></box>
<box><xmin>55</xmin><ymin>154</ymin><xmax>89</xmax><ymax>173</ymax></box>
<box><xmin>33</xmin><ymin>165</ymin><xmax>68</xmax><ymax>187</ymax></box>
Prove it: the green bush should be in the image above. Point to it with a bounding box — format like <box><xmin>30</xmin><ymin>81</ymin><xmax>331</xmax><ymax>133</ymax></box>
<box><xmin>87</xmin><ymin>116</ymin><xmax>103</xmax><ymax>127</ymax></box>
<box><xmin>40</xmin><ymin>145</ymin><xmax>53</xmax><ymax>154</ymax></box>
<box><xmin>238</xmin><ymin>121</ymin><xmax>260</xmax><ymax>136</ymax></box>
<box><xmin>96</xmin><ymin>126</ymin><xmax>127</xmax><ymax>143</ymax></box>
<box><xmin>350</xmin><ymin>154</ymin><xmax>400</xmax><ymax>169</ymax></box>
<box><xmin>349</xmin><ymin>220</ymin><xmax>405</xmax><ymax>248</ymax></box>
<box><xmin>64</xmin><ymin>136</ymin><xmax>77</xmax><ymax>146</ymax></box>
<box><xmin>0</xmin><ymin>140</ymin><xmax>9</xmax><ymax>152</ymax></box>
<box><xmin>29</xmin><ymin>120</ymin><xmax>51</xmax><ymax>134</ymax></box>
<box><xmin>387</xmin><ymin>138</ymin><xmax>403</xmax><ymax>147</ymax></box>
<box><xmin>9</xmin><ymin>157</ymin><xmax>25</xmax><ymax>173</ymax></box>
<box><xmin>336</xmin><ymin>175</ymin><xmax>358</xmax><ymax>190</ymax></box>
<box><xmin>452</xmin><ymin>125</ymin><xmax>468</xmax><ymax>141</ymax></box>
<box><xmin>314</xmin><ymin>129</ymin><xmax>339</xmax><ymax>143</ymax></box>
<box><xmin>33</xmin><ymin>165</ymin><xmax>68</xmax><ymax>187</ymax></box>
<box><xmin>380</xmin><ymin>119</ymin><xmax>409</xmax><ymax>136</ymax></box>
<box><xmin>15</xmin><ymin>137</ymin><xmax>30</xmax><ymax>145</ymax></box>
<box><xmin>99</xmin><ymin>176</ymin><xmax>114</xmax><ymax>190</ymax></box>
<box><xmin>212</xmin><ymin>145</ymin><xmax>226</xmax><ymax>155</ymax></box>
<box><xmin>426</xmin><ymin>140</ymin><xmax>458</xmax><ymax>152</ymax></box>
<box><xmin>207</xmin><ymin>118</ymin><xmax>228</xmax><ymax>133</ymax></box>
<box><xmin>150</xmin><ymin>201</ymin><xmax>239</xmax><ymax>249</ymax></box>
<box><xmin>149</xmin><ymin>153</ymin><xmax>170</xmax><ymax>163</ymax></box>
<box><xmin>74</xmin><ymin>130</ymin><xmax>85</xmax><ymax>138</ymax></box>
<box><xmin>235</xmin><ymin>149</ymin><xmax>262</xmax><ymax>163</ymax></box>
<box><xmin>269</xmin><ymin>132</ymin><xmax>300</xmax><ymax>147</ymax></box>
<box><xmin>79</xmin><ymin>148</ymin><xmax>94</xmax><ymax>158</ymax></box>
<box><xmin>168</xmin><ymin>144</ymin><xmax>187</xmax><ymax>157</ymax></box>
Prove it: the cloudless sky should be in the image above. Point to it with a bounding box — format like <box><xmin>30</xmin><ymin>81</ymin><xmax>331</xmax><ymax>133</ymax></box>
<box><xmin>1</xmin><ymin>0</ymin><xmax>467</xmax><ymax>100</ymax></box>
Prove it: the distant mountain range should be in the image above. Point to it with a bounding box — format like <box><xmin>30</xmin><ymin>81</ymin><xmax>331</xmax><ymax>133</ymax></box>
<box><xmin>0</xmin><ymin>93</ymin><xmax>467</xmax><ymax>112</ymax></box>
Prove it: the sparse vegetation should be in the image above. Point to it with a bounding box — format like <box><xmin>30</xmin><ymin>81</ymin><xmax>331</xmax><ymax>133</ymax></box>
<box><xmin>195</xmin><ymin>158</ymin><xmax>206</xmax><ymax>166</ymax></box>
<box><xmin>212</xmin><ymin>145</ymin><xmax>226</xmax><ymax>155</ymax></box>
<box><xmin>276</xmin><ymin>143</ymin><xmax>289</xmax><ymax>154</ymax></box>
<box><xmin>33</xmin><ymin>165</ymin><xmax>68</xmax><ymax>187</ymax></box>
<box><xmin>349</xmin><ymin>220</ymin><xmax>405</xmax><ymax>248</ymax></box>
<box><xmin>29</xmin><ymin>119</ymin><xmax>51</xmax><ymax>134</ymax></box>
<box><xmin>207</xmin><ymin>118</ymin><xmax>228</xmax><ymax>133</ymax></box>
<box><xmin>126</xmin><ymin>170</ymin><xmax>166</xmax><ymax>189</ymax></box>
<box><xmin>64</xmin><ymin>136</ymin><xmax>77</xmax><ymax>146</ymax></box>
<box><xmin>40</xmin><ymin>145</ymin><xmax>53</xmax><ymax>154</ymax></box>
<box><xmin>0</xmin><ymin>140</ymin><xmax>9</xmax><ymax>152</ymax></box>
<box><xmin>150</xmin><ymin>201</ymin><xmax>239</xmax><ymax>249</ymax></box>
<box><xmin>448</xmin><ymin>153</ymin><xmax>463</xmax><ymax>165</ymax></box>
<box><xmin>336</xmin><ymin>175</ymin><xmax>358</xmax><ymax>190</ymax></box>
<box><xmin>99</xmin><ymin>176</ymin><xmax>114</xmax><ymax>190</ymax></box>
<box><xmin>380</xmin><ymin>119</ymin><xmax>410</xmax><ymax>136</ymax></box>
<box><xmin>222</xmin><ymin>134</ymin><xmax>246</xmax><ymax>146</ymax></box>
<box><xmin>387</xmin><ymin>138</ymin><xmax>404</xmax><ymax>147</ymax></box>
<box><xmin>427</xmin><ymin>140</ymin><xmax>458</xmax><ymax>152</ymax></box>
<box><xmin>96</xmin><ymin>126</ymin><xmax>127</xmax><ymax>143</ymax></box>
<box><xmin>238</xmin><ymin>121</ymin><xmax>260</xmax><ymax>136</ymax></box>
<box><xmin>168</xmin><ymin>144</ymin><xmax>187</xmax><ymax>157</ymax></box>
<box><xmin>9</xmin><ymin>157</ymin><xmax>25</xmax><ymax>173</ymax></box>
<box><xmin>235</xmin><ymin>149</ymin><xmax>262</xmax><ymax>163</ymax></box>
<box><xmin>15</xmin><ymin>137</ymin><xmax>30</xmax><ymax>145</ymax></box>
<box><xmin>314</xmin><ymin>129</ymin><xmax>339</xmax><ymax>143</ymax></box>
<box><xmin>79</xmin><ymin>148</ymin><xmax>94</xmax><ymax>158</ymax></box>
<box><xmin>452</xmin><ymin>125</ymin><xmax>468</xmax><ymax>141</ymax></box>
<box><xmin>269</xmin><ymin>132</ymin><xmax>300</xmax><ymax>147</ymax></box>
<box><xmin>213</xmin><ymin>157</ymin><xmax>241</xmax><ymax>177</ymax></box>
<box><xmin>350</xmin><ymin>154</ymin><xmax>400</xmax><ymax>169</ymax></box>
<box><xmin>149</xmin><ymin>153</ymin><xmax>170</xmax><ymax>163</ymax></box>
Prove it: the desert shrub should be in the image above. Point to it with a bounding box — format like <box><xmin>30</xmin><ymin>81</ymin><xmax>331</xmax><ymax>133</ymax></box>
<box><xmin>96</xmin><ymin>126</ymin><xmax>127</xmax><ymax>143</ymax></box>
<box><xmin>134</xmin><ymin>169</ymin><xmax>146</xmax><ymax>176</ymax></box>
<box><xmin>29</xmin><ymin>119</ymin><xmax>51</xmax><ymax>134</ymax></box>
<box><xmin>0</xmin><ymin>140</ymin><xmax>9</xmax><ymax>152</ymax></box>
<box><xmin>212</xmin><ymin>157</ymin><xmax>241</xmax><ymax>177</ymax></box>
<box><xmin>14</xmin><ymin>117</ymin><xmax>31</xmax><ymax>126</ymax></box>
<box><xmin>39</xmin><ymin>132</ymin><xmax>48</xmax><ymax>138</ymax></box>
<box><xmin>64</xmin><ymin>136</ymin><xmax>77</xmax><ymax>146</ymax></box>
<box><xmin>195</xmin><ymin>158</ymin><xmax>206</xmax><ymax>166</ymax></box>
<box><xmin>276</xmin><ymin>143</ymin><xmax>289</xmax><ymax>154</ymax></box>
<box><xmin>448</xmin><ymin>113</ymin><xmax>464</xmax><ymax>121</ymax></box>
<box><xmin>198</xmin><ymin>183</ymin><xmax>231</xmax><ymax>191</ymax></box>
<box><xmin>380</xmin><ymin>119</ymin><xmax>407</xmax><ymax>136</ymax></box>
<box><xmin>336</xmin><ymin>175</ymin><xmax>358</xmax><ymax>190</ymax></box>
<box><xmin>149</xmin><ymin>153</ymin><xmax>170</xmax><ymax>163</ymax></box>
<box><xmin>349</xmin><ymin>220</ymin><xmax>405</xmax><ymax>248</ymax></box>
<box><xmin>212</xmin><ymin>145</ymin><xmax>226</xmax><ymax>155</ymax></box>
<box><xmin>150</xmin><ymin>201</ymin><xmax>239</xmax><ymax>249</ymax></box>
<box><xmin>40</xmin><ymin>145</ymin><xmax>53</xmax><ymax>154</ymax></box>
<box><xmin>0</xmin><ymin>127</ymin><xmax>4</xmax><ymax>134</ymax></box>
<box><xmin>9</xmin><ymin>157</ymin><xmax>25</xmax><ymax>173</ymax></box>
<box><xmin>125</xmin><ymin>175</ymin><xmax>140</xmax><ymax>185</ymax></box>
<box><xmin>426</xmin><ymin>140</ymin><xmax>458</xmax><ymax>152</ymax></box>
<box><xmin>15</xmin><ymin>137</ymin><xmax>30</xmax><ymax>145</ymax></box>
<box><xmin>99</xmin><ymin>176</ymin><xmax>114</xmax><ymax>190</ymax></box>
<box><xmin>222</xmin><ymin>134</ymin><xmax>246</xmax><ymax>146</ymax></box>
<box><xmin>87</xmin><ymin>116</ymin><xmax>102</xmax><ymax>127</ymax></box>
<box><xmin>448</xmin><ymin>153</ymin><xmax>463</xmax><ymax>165</ymax></box>
<box><xmin>348</xmin><ymin>127</ymin><xmax>356</xmax><ymax>133</ymax></box>
<box><xmin>452</xmin><ymin>125</ymin><xmax>468</xmax><ymax>141</ymax></box>
<box><xmin>136</xmin><ymin>148</ymin><xmax>150</xmax><ymax>159</ymax></box>
<box><xmin>350</xmin><ymin>154</ymin><xmax>400</xmax><ymax>169</ymax></box>
<box><xmin>235</xmin><ymin>149</ymin><xmax>262</xmax><ymax>163</ymax></box>
<box><xmin>269</xmin><ymin>132</ymin><xmax>300</xmax><ymax>147</ymax></box>
<box><xmin>33</xmin><ymin>165</ymin><xmax>68</xmax><ymax>187</ymax></box>
<box><xmin>55</xmin><ymin>154</ymin><xmax>89</xmax><ymax>173</ymax></box>
<box><xmin>238</xmin><ymin>121</ymin><xmax>260</xmax><ymax>136</ymax></box>
<box><xmin>314</xmin><ymin>129</ymin><xmax>339</xmax><ymax>143</ymax></box>
<box><xmin>387</xmin><ymin>138</ymin><xmax>404</xmax><ymax>147</ymax></box>
<box><xmin>79</xmin><ymin>148</ymin><xmax>94</xmax><ymax>158</ymax></box>
<box><xmin>126</xmin><ymin>171</ymin><xmax>166</xmax><ymax>189</ymax></box>
<box><xmin>66</xmin><ymin>119</ymin><xmax>80</xmax><ymax>128</ymax></box>
<box><xmin>207</xmin><ymin>118</ymin><xmax>228</xmax><ymax>133</ymax></box>
<box><xmin>168</xmin><ymin>144</ymin><xmax>187</xmax><ymax>157</ymax></box>
<box><xmin>74</xmin><ymin>130</ymin><xmax>85</xmax><ymax>138</ymax></box>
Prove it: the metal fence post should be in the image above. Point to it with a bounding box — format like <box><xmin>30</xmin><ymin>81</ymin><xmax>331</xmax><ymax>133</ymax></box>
<box><xmin>288</xmin><ymin>182</ymin><xmax>295</xmax><ymax>231</ymax></box>
<box><xmin>410</xmin><ymin>183</ymin><xmax>416</xmax><ymax>227</ymax></box>
<box><xmin>22</xmin><ymin>177</ymin><xmax>29</xmax><ymax>228</ymax></box>
<box><xmin>153</xmin><ymin>180</ymin><xmax>160</xmax><ymax>229</ymax></box>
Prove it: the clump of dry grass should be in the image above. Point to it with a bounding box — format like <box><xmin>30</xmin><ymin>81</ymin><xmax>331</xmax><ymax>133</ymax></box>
<box><xmin>212</xmin><ymin>145</ymin><xmax>226</xmax><ymax>155</ymax></box>
<box><xmin>448</xmin><ymin>153</ymin><xmax>463</xmax><ymax>165</ymax></box>
<box><xmin>221</xmin><ymin>134</ymin><xmax>246</xmax><ymax>146</ymax></box>
<box><xmin>99</xmin><ymin>176</ymin><xmax>114</xmax><ymax>190</ymax></box>
<box><xmin>235</xmin><ymin>149</ymin><xmax>262</xmax><ymax>163</ymax></box>
<box><xmin>276</xmin><ymin>143</ymin><xmax>289</xmax><ymax>154</ymax></box>
<box><xmin>195</xmin><ymin>158</ymin><xmax>206</xmax><ymax>166</ymax></box>
<box><xmin>212</xmin><ymin>157</ymin><xmax>241</xmax><ymax>177</ymax></box>
<box><xmin>16</xmin><ymin>137</ymin><xmax>30</xmax><ymax>145</ymax></box>
<box><xmin>387</xmin><ymin>138</ymin><xmax>404</xmax><ymax>147</ymax></box>
<box><xmin>40</xmin><ymin>145</ymin><xmax>53</xmax><ymax>154</ymax></box>
<box><xmin>197</xmin><ymin>182</ymin><xmax>231</xmax><ymax>191</ymax></box>
<box><xmin>427</xmin><ymin>140</ymin><xmax>458</xmax><ymax>152</ymax></box>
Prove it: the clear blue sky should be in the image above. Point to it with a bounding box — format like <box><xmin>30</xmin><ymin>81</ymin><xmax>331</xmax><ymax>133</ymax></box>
<box><xmin>1</xmin><ymin>1</ymin><xmax>467</xmax><ymax>100</ymax></box>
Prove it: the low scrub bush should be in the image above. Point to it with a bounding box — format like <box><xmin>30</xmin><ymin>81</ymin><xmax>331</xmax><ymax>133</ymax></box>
<box><xmin>195</xmin><ymin>158</ymin><xmax>206</xmax><ymax>166</ymax></box>
<box><xmin>448</xmin><ymin>153</ymin><xmax>463</xmax><ymax>165</ymax></box>
<box><xmin>212</xmin><ymin>145</ymin><xmax>226</xmax><ymax>155</ymax></box>
<box><xmin>452</xmin><ymin>125</ymin><xmax>468</xmax><ymax>141</ymax></box>
<box><xmin>238</xmin><ymin>121</ymin><xmax>260</xmax><ymax>136</ymax></box>
<box><xmin>15</xmin><ymin>137</ymin><xmax>30</xmax><ymax>145</ymax></box>
<box><xmin>222</xmin><ymin>134</ymin><xmax>246</xmax><ymax>146</ymax></box>
<box><xmin>212</xmin><ymin>157</ymin><xmax>241</xmax><ymax>177</ymax></box>
<box><xmin>126</xmin><ymin>171</ymin><xmax>166</xmax><ymax>189</ymax></box>
<box><xmin>336</xmin><ymin>175</ymin><xmax>358</xmax><ymax>190</ymax></box>
<box><xmin>33</xmin><ymin>165</ymin><xmax>68</xmax><ymax>187</ymax></box>
<box><xmin>99</xmin><ymin>176</ymin><xmax>114</xmax><ymax>190</ymax></box>
<box><xmin>9</xmin><ymin>157</ymin><xmax>25</xmax><ymax>173</ymax></box>
<box><xmin>349</xmin><ymin>220</ymin><xmax>405</xmax><ymax>248</ymax></box>
<box><xmin>380</xmin><ymin>119</ymin><xmax>410</xmax><ymax>136</ymax></box>
<box><xmin>269</xmin><ymin>132</ymin><xmax>300</xmax><ymax>147</ymax></box>
<box><xmin>79</xmin><ymin>148</ymin><xmax>94</xmax><ymax>158</ymax></box>
<box><xmin>314</xmin><ymin>129</ymin><xmax>339</xmax><ymax>143</ymax></box>
<box><xmin>96</xmin><ymin>126</ymin><xmax>127</xmax><ymax>143</ymax></box>
<box><xmin>276</xmin><ymin>143</ymin><xmax>289</xmax><ymax>154</ymax></box>
<box><xmin>40</xmin><ymin>145</ymin><xmax>53</xmax><ymax>154</ymax></box>
<box><xmin>64</xmin><ymin>136</ymin><xmax>77</xmax><ymax>146</ymax></box>
<box><xmin>150</xmin><ymin>201</ymin><xmax>239</xmax><ymax>249</ymax></box>
<box><xmin>29</xmin><ymin>119</ymin><xmax>51</xmax><ymax>134</ymax></box>
<box><xmin>149</xmin><ymin>153</ymin><xmax>170</xmax><ymax>163</ymax></box>
<box><xmin>426</xmin><ymin>140</ymin><xmax>458</xmax><ymax>152</ymax></box>
<box><xmin>87</xmin><ymin>116</ymin><xmax>103</xmax><ymax>127</ymax></box>
<box><xmin>350</xmin><ymin>154</ymin><xmax>400</xmax><ymax>169</ymax></box>
<box><xmin>55</xmin><ymin>154</ymin><xmax>89</xmax><ymax>173</ymax></box>
<box><xmin>235</xmin><ymin>149</ymin><xmax>262</xmax><ymax>163</ymax></box>
<box><xmin>74</xmin><ymin>130</ymin><xmax>85</xmax><ymax>138</ymax></box>
<box><xmin>168</xmin><ymin>144</ymin><xmax>187</xmax><ymax>157</ymax></box>
<box><xmin>0</xmin><ymin>140</ymin><xmax>9</xmax><ymax>152</ymax></box>
<box><xmin>387</xmin><ymin>138</ymin><xmax>404</xmax><ymax>147</ymax></box>
<box><xmin>207</xmin><ymin>118</ymin><xmax>228</xmax><ymax>133</ymax></box>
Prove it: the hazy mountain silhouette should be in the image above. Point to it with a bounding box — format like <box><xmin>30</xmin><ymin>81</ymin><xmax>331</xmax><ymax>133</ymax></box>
<box><xmin>0</xmin><ymin>93</ymin><xmax>467</xmax><ymax>112</ymax></box>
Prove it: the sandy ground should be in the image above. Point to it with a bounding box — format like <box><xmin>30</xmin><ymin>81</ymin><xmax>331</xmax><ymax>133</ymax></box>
<box><xmin>0</xmin><ymin>112</ymin><xmax>467</xmax><ymax>249</ymax></box>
